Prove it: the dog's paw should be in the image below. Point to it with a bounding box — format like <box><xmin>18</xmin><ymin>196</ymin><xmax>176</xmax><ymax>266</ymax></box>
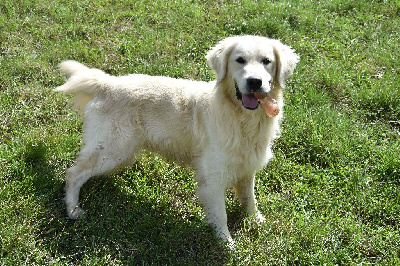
<box><xmin>218</xmin><ymin>233</ymin><xmax>235</xmax><ymax>250</ymax></box>
<box><xmin>214</xmin><ymin>228</ymin><xmax>235</xmax><ymax>249</ymax></box>
<box><xmin>252</xmin><ymin>211</ymin><xmax>266</xmax><ymax>224</ymax></box>
<box><xmin>225</xmin><ymin>237</ymin><xmax>236</xmax><ymax>250</ymax></box>
<box><xmin>67</xmin><ymin>206</ymin><xmax>86</xmax><ymax>219</ymax></box>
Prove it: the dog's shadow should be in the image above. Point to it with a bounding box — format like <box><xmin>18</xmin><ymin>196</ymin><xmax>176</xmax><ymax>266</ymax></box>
<box><xmin>26</xmin><ymin>142</ymin><xmax>230</xmax><ymax>264</ymax></box>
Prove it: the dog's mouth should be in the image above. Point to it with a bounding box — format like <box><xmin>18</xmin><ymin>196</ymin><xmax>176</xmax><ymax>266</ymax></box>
<box><xmin>235</xmin><ymin>84</ymin><xmax>280</xmax><ymax>116</ymax></box>
<box><xmin>235</xmin><ymin>84</ymin><xmax>259</xmax><ymax>110</ymax></box>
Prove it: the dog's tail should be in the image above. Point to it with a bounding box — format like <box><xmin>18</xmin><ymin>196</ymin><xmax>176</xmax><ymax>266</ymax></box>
<box><xmin>55</xmin><ymin>60</ymin><xmax>108</xmax><ymax>112</ymax></box>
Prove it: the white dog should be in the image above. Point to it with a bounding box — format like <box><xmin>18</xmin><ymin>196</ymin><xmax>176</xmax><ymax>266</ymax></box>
<box><xmin>56</xmin><ymin>35</ymin><xmax>299</xmax><ymax>246</ymax></box>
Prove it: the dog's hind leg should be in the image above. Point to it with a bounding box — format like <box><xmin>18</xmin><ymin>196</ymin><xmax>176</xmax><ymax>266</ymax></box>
<box><xmin>65</xmin><ymin>144</ymin><xmax>137</xmax><ymax>218</ymax></box>
<box><xmin>65</xmin><ymin>160</ymin><xmax>96</xmax><ymax>219</ymax></box>
<box><xmin>65</xmin><ymin>119</ymin><xmax>139</xmax><ymax>219</ymax></box>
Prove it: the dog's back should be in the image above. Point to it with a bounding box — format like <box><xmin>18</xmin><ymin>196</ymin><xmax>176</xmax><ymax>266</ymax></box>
<box><xmin>56</xmin><ymin>61</ymin><xmax>213</xmax><ymax>165</ymax></box>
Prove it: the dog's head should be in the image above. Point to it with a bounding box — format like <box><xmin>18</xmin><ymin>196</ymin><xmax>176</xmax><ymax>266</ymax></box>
<box><xmin>206</xmin><ymin>36</ymin><xmax>299</xmax><ymax>110</ymax></box>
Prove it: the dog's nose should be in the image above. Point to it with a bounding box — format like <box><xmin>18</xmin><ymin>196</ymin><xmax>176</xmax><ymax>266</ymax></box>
<box><xmin>247</xmin><ymin>78</ymin><xmax>262</xmax><ymax>91</ymax></box>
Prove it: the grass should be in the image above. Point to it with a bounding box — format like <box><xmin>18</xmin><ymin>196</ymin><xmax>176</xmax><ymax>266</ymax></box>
<box><xmin>1</xmin><ymin>0</ymin><xmax>399</xmax><ymax>264</ymax></box>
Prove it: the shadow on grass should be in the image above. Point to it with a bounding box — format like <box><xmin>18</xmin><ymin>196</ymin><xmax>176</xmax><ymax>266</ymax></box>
<box><xmin>24</xmin><ymin>141</ymin><xmax>230</xmax><ymax>264</ymax></box>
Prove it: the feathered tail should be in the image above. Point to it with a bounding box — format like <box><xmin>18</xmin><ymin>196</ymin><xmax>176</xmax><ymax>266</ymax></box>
<box><xmin>55</xmin><ymin>60</ymin><xmax>107</xmax><ymax>112</ymax></box>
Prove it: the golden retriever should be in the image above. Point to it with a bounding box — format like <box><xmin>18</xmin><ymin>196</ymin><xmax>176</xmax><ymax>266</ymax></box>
<box><xmin>56</xmin><ymin>35</ymin><xmax>299</xmax><ymax>246</ymax></box>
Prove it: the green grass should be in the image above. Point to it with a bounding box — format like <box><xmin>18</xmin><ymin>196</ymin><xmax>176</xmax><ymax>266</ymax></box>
<box><xmin>1</xmin><ymin>0</ymin><xmax>399</xmax><ymax>264</ymax></box>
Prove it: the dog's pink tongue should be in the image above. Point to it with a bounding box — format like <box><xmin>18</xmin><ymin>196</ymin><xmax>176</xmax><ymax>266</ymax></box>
<box><xmin>242</xmin><ymin>94</ymin><xmax>259</xmax><ymax>109</ymax></box>
<box><xmin>259</xmin><ymin>95</ymin><xmax>280</xmax><ymax>117</ymax></box>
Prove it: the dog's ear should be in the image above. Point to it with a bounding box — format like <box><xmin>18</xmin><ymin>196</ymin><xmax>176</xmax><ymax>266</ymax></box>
<box><xmin>206</xmin><ymin>37</ymin><xmax>237</xmax><ymax>84</ymax></box>
<box><xmin>273</xmin><ymin>41</ymin><xmax>299</xmax><ymax>88</ymax></box>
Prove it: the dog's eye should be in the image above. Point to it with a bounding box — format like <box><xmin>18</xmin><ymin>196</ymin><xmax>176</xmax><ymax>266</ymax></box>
<box><xmin>235</xmin><ymin>57</ymin><xmax>246</xmax><ymax>64</ymax></box>
<box><xmin>261</xmin><ymin>58</ymin><xmax>271</xmax><ymax>65</ymax></box>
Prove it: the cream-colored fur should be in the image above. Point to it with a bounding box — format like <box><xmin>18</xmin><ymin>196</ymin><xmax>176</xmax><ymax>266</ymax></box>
<box><xmin>56</xmin><ymin>35</ymin><xmax>299</xmax><ymax>246</ymax></box>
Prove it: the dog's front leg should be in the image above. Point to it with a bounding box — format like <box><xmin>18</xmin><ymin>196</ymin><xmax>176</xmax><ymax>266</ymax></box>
<box><xmin>196</xmin><ymin>182</ymin><xmax>234</xmax><ymax>246</ymax></box>
<box><xmin>235</xmin><ymin>176</ymin><xmax>266</xmax><ymax>223</ymax></box>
